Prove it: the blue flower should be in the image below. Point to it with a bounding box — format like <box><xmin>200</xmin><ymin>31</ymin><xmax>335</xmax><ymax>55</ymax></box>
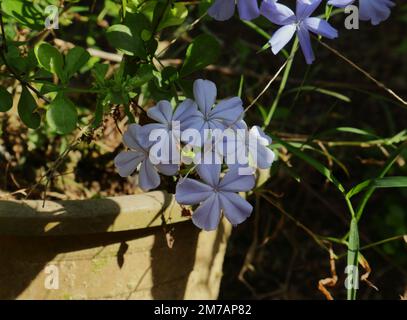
<box><xmin>261</xmin><ymin>0</ymin><xmax>338</xmax><ymax>64</ymax></box>
<box><xmin>185</xmin><ymin>79</ymin><xmax>245</xmax><ymax>146</ymax></box>
<box><xmin>328</xmin><ymin>0</ymin><xmax>395</xmax><ymax>25</ymax></box>
<box><xmin>208</xmin><ymin>0</ymin><xmax>260</xmax><ymax>21</ymax></box>
<box><xmin>229</xmin><ymin>126</ymin><xmax>275</xmax><ymax>173</ymax></box>
<box><xmin>143</xmin><ymin>99</ymin><xmax>199</xmax><ymax>164</ymax></box>
<box><xmin>114</xmin><ymin>124</ymin><xmax>178</xmax><ymax>191</ymax></box>
<box><xmin>175</xmin><ymin>164</ymin><xmax>255</xmax><ymax>230</ymax></box>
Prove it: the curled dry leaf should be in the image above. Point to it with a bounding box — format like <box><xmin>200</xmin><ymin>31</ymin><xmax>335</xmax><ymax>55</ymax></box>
<box><xmin>359</xmin><ymin>255</ymin><xmax>379</xmax><ymax>292</ymax></box>
<box><xmin>318</xmin><ymin>245</ymin><xmax>338</xmax><ymax>300</ymax></box>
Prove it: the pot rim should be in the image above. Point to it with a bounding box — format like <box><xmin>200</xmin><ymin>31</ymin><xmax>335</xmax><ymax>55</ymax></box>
<box><xmin>0</xmin><ymin>191</ymin><xmax>189</xmax><ymax>236</ymax></box>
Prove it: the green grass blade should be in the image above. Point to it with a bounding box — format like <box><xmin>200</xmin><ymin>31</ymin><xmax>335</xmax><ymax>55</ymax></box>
<box><xmin>356</xmin><ymin>142</ymin><xmax>407</xmax><ymax>220</ymax></box>
<box><xmin>273</xmin><ymin>137</ymin><xmax>345</xmax><ymax>194</ymax></box>
<box><xmin>283</xmin><ymin>86</ymin><xmax>351</xmax><ymax>103</ymax></box>
<box><xmin>347</xmin><ymin>218</ymin><xmax>360</xmax><ymax>300</ymax></box>
<box><xmin>348</xmin><ymin>176</ymin><xmax>407</xmax><ymax>199</ymax></box>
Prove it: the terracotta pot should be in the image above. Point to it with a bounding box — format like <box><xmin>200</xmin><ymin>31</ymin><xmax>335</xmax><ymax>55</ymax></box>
<box><xmin>0</xmin><ymin>191</ymin><xmax>231</xmax><ymax>299</ymax></box>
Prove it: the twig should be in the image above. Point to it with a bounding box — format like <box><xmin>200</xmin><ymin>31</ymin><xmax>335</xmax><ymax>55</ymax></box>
<box><xmin>260</xmin><ymin>191</ymin><xmax>331</xmax><ymax>252</ymax></box>
<box><xmin>318</xmin><ymin>39</ymin><xmax>407</xmax><ymax>107</ymax></box>
<box><xmin>245</xmin><ymin>57</ymin><xmax>290</xmax><ymax>111</ymax></box>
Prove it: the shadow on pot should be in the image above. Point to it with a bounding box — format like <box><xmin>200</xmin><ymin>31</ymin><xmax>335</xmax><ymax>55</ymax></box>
<box><xmin>0</xmin><ymin>193</ymin><xmax>205</xmax><ymax>299</ymax></box>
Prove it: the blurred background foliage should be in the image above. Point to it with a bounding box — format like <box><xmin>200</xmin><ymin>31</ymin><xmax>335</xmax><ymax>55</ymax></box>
<box><xmin>0</xmin><ymin>0</ymin><xmax>406</xmax><ymax>299</ymax></box>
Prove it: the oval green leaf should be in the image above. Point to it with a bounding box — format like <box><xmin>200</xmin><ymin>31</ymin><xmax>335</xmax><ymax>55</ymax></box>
<box><xmin>46</xmin><ymin>94</ymin><xmax>78</xmax><ymax>134</ymax></box>
<box><xmin>180</xmin><ymin>34</ymin><xmax>220</xmax><ymax>77</ymax></box>
<box><xmin>18</xmin><ymin>87</ymin><xmax>41</xmax><ymax>129</ymax></box>
<box><xmin>0</xmin><ymin>87</ymin><xmax>13</xmax><ymax>112</ymax></box>
<box><xmin>34</xmin><ymin>43</ymin><xmax>65</xmax><ymax>82</ymax></box>
<box><xmin>65</xmin><ymin>47</ymin><xmax>90</xmax><ymax>78</ymax></box>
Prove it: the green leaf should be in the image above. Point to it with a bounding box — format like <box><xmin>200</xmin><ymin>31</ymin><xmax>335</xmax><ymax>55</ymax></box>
<box><xmin>65</xmin><ymin>47</ymin><xmax>90</xmax><ymax>78</ymax></box>
<box><xmin>92</xmin><ymin>63</ymin><xmax>109</xmax><ymax>85</ymax></box>
<box><xmin>106</xmin><ymin>13</ymin><xmax>150</xmax><ymax>58</ymax></box>
<box><xmin>180</xmin><ymin>34</ymin><xmax>220</xmax><ymax>77</ymax></box>
<box><xmin>355</xmin><ymin>144</ymin><xmax>407</xmax><ymax>220</ymax></box>
<box><xmin>46</xmin><ymin>94</ymin><xmax>78</xmax><ymax>134</ymax></box>
<box><xmin>347</xmin><ymin>176</ymin><xmax>407</xmax><ymax>199</ymax></box>
<box><xmin>106</xmin><ymin>24</ymin><xmax>138</xmax><ymax>56</ymax></box>
<box><xmin>0</xmin><ymin>87</ymin><xmax>13</xmax><ymax>112</ymax></box>
<box><xmin>129</xmin><ymin>64</ymin><xmax>154</xmax><ymax>88</ymax></box>
<box><xmin>122</xmin><ymin>0</ymin><xmax>127</xmax><ymax>17</ymax></box>
<box><xmin>333</xmin><ymin>127</ymin><xmax>377</xmax><ymax>137</ymax></box>
<box><xmin>1</xmin><ymin>0</ymin><xmax>44</xmax><ymax>30</ymax></box>
<box><xmin>92</xmin><ymin>100</ymin><xmax>104</xmax><ymax>128</ymax></box>
<box><xmin>161</xmin><ymin>66</ymin><xmax>179</xmax><ymax>85</ymax></box>
<box><xmin>18</xmin><ymin>87</ymin><xmax>41</xmax><ymax>129</ymax></box>
<box><xmin>157</xmin><ymin>3</ymin><xmax>188</xmax><ymax>31</ymax></box>
<box><xmin>34</xmin><ymin>43</ymin><xmax>65</xmax><ymax>82</ymax></box>
<box><xmin>284</xmin><ymin>86</ymin><xmax>351</xmax><ymax>103</ymax></box>
<box><xmin>257</xmin><ymin>104</ymin><xmax>268</xmax><ymax>121</ymax></box>
<box><xmin>274</xmin><ymin>136</ymin><xmax>345</xmax><ymax>193</ymax></box>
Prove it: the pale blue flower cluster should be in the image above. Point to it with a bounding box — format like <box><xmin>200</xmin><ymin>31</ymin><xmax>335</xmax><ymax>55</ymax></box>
<box><xmin>115</xmin><ymin>0</ymin><xmax>395</xmax><ymax>231</ymax></box>
<box><xmin>208</xmin><ymin>0</ymin><xmax>395</xmax><ymax>64</ymax></box>
<box><xmin>115</xmin><ymin>79</ymin><xmax>275</xmax><ymax>231</ymax></box>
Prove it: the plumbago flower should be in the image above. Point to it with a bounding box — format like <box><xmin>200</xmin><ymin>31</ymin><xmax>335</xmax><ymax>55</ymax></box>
<box><xmin>261</xmin><ymin>0</ymin><xmax>338</xmax><ymax>64</ymax></box>
<box><xmin>114</xmin><ymin>124</ymin><xmax>178</xmax><ymax>191</ymax></box>
<box><xmin>114</xmin><ymin>78</ymin><xmax>276</xmax><ymax>230</ymax></box>
<box><xmin>230</xmin><ymin>126</ymin><xmax>275</xmax><ymax>173</ymax></box>
<box><xmin>208</xmin><ymin>0</ymin><xmax>260</xmax><ymax>21</ymax></box>
<box><xmin>328</xmin><ymin>0</ymin><xmax>395</xmax><ymax>25</ymax></box>
<box><xmin>175</xmin><ymin>164</ymin><xmax>255</xmax><ymax>231</ymax></box>
<box><xmin>185</xmin><ymin>79</ymin><xmax>245</xmax><ymax>146</ymax></box>
<box><xmin>143</xmin><ymin>99</ymin><xmax>199</xmax><ymax>163</ymax></box>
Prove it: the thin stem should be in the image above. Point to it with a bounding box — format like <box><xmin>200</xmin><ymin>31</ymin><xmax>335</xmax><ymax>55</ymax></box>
<box><xmin>263</xmin><ymin>38</ymin><xmax>298</xmax><ymax>129</ymax></box>
<box><xmin>318</xmin><ymin>38</ymin><xmax>407</xmax><ymax>107</ymax></box>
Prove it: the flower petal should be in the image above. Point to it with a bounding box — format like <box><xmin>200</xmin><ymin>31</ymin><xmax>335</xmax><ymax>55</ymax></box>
<box><xmin>297</xmin><ymin>25</ymin><xmax>315</xmax><ymax>64</ymax></box>
<box><xmin>123</xmin><ymin>124</ymin><xmax>150</xmax><ymax>150</ymax></box>
<box><xmin>296</xmin><ymin>0</ymin><xmax>323</xmax><ymax>20</ymax></box>
<box><xmin>219</xmin><ymin>192</ymin><xmax>253</xmax><ymax>226</ymax></box>
<box><xmin>114</xmin><ymin>151</ymin><xmax>145</xmax><ymax>177</ymax></box>
<box><xmin>359</xmin><ymin>0</ymin><xmax>395</xmax><ymax>26</ymax></box>
<box><xmin>250</xmin><ymin>126</ymin><xmax>272</xmax><ymax>145</ymax></box>
<box><xmin>142</xmin><ymin>123</ymin><xmax>167</xmax><ymax>146</ymax></box>
<box><xmin>173</xmin><ymin>98</ymin><xmax>201</xmax><ymax>131</ymax></box>
<box><xmin>260</xmin><ymin>0</ymin><xmax>296</xmax><ymax>25</ymax></box>
<box><xmin>192</xmin><ymin>194</ymin><xmax>222</xmax><ymax>231</ymax></box>
<box><xmin>209</xmin><ymin>97</ymin><xmax>244</xmax><ymax>125</ymax></box>
<box><xmin>250</xmin><ymin>144</ymin><xmax>275</xmax><ymax>169</ymax></box>
<box><xmin>138</xmin><ymin>159</ymin><xmax>160</xmax><ymax>191</ymax></box>
<box><xmin>147</xmin><ymin>100</ymin><xmax>173</xmax><ymax>124</ymax></box>
<box><xmin>193</xmin><ymin>79</ymin><xmax>217</xmax><ymax>116</ymax></box>
<box><xmin>248</xmin><ymin>126</ymin><xmax>275</xmax><ymax>169</ymax></box>
<box><xmin>234</xmin><ymin>120</ymin><xmax>248</xmax><ymax>130</ymax></box>
<box><xmin>304</xmin><ymin>17</ymin><xmax>338</xmax><ymax>39</ymax></box>
<box><xmin>175</xmin><ymin>178</ymin><xmax>213</xmax><ymax>205</ymax></box>
<box><xmin>237</xmin><ymin>0</ymin><xmax>260</xmax><ymax>21</ymax></box>
<box><xmin>219</xmin><ymin>168</ymin><xmax>255</xmax><ymax>192</ymax></box>
<box><xmin>181</xmin><ymin>119</ymin><xmax>206</xmax><ymax>147</ymax></box>
<box><xmin>208</xmin><ymin>0</ymin><xmax>236</xmax><ymax>21</ymax></box>
<box><xmin>269</xmin><ymin>24</ymin><xmax>296</xmax><ymax>55</ymax></box>
<box><xmin>196</xmin><ymin>164</ymin><xmax>221</xmax><ymax>187</ymax></box>
<box><xmin>327</xmin><ymin>0</ymin><xmax>354</xmax><ymax>8</ymax></box>
<box><xmin>157</xmin><ymin>163</ymin><xmax>179</xmax><ymax>176</ymax></box>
